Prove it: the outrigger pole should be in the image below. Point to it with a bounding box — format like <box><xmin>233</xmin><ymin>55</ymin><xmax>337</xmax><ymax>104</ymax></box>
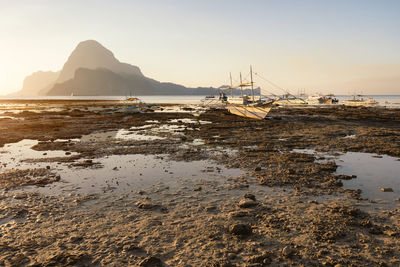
<box><xmin>239</xmin><ymin>72</ymin><xmax>244</xmax><ymax>98</ymax></box>
<box><xmin>250</xmin><ymin>65</ymin><xmax>255</xmax><ymax>103</ymax></box>
<box><xmin>230</xmin><ymin>72</ymin><xmax>234</xmax><ymax>98</ymax></box>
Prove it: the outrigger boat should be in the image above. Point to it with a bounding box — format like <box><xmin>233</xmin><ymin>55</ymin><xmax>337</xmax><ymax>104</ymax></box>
<box><xmin>273</xmin><ymin>93</ymin><xmax>307</xmax><ymax>106</ymax></box>
<box><xmin>221</xmin><ymin>67</ymin><xmax>272</xmax><ymax>120</ymax></box>
<box><xmin>344</xmin><ymin>95</ymin><xmax>378</xmax><ymax>107</ymax></box>
<box><xmin>305</xmin><ymin>93</ymin><xmax>339</xmax><ymax>105</ymax></box>
<box><xmin>226</xmin><ymin>105</ymin><xmax>271</xmax><ymax>120</ymax></box>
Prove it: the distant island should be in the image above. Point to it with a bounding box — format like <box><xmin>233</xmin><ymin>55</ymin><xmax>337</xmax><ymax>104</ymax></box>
<box><xmin>11</xmin><ymin>40</ymin><xmax>258</xmax><ymax>97</ymax></box>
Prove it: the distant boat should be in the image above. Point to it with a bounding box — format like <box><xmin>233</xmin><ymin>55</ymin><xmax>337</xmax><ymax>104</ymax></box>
<box><xmin>344</xmin><ymin>95</ymin><xmax>378</xmax><ymax>107</ymax></box>
<box><xmin>306</xmin><ymin>93</ymin><xmax>338</xmax><ymax>105</ymax></box>
<box><xmin>122</xmin><ymin>96</ymin><xmax>145</xmax><ymax>113</ymax></box>
<box><xmin>273</xmin><ymin>93</ymin><xmax>307</xmax><ymax>106</ymax></box>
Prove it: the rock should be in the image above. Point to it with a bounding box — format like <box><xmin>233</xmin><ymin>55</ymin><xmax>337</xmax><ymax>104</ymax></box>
<box><xmin>138</xmin><ymin>256</ymin><xmax>163</xmax><ymax>266</ymax></box>
<box><xmin>194</xmin><ymin>186</ymin><xmax>202</xmax><ymax>191</ymax></box>
<box><xmin>238</xmin><ymin>198</ymin><xmax>258</xmax><ymax>208</ymax></box>
<box><xmin>383</xmin><ymin>230</ymin><xmax>399</xmax><ymax>237</ymax></box>
<box><xmin>46</xmin><ymin>166</ymin><xmax>50</xmax><ymax>169</ymax></box>
<box><xmin>243</xmin><ymin>193</ymin><xmax>256</xmax><ymax>201</ymax></box>
<box><xmin>229</xmin><ymin>223</ymin><xmax>252</xmax><ymax>236</ymax></box>
<box><xmin>136</xmin><ymin>201</ymin><xmax>156</xmax><ymax>209</ymax></box>
<box><xmin>254</xmin><ymin>166</ymin><xmax>262</xmax><ymax>171</ymax></box>
<box><xmin>281</xmin><ymin>246</ymin><xmax>294</xmax><ymax>258</ymax></box>
<box><xmin>381</xmin><ymin>187</ymin><xmax>393</xmax><ymax>192</ymax></box>
<box><xmin>68</xmin><ymin>235</ymin><xmax>83</xmax><ymax>243</ymax></box>
<box><xmin>65</xmin><ymin>152</ymin><xmax>71</xmax><ymax>155</ymax></box>
<box><xmin>205</xmin><ymin>206</ymin><xmax>217</xmax><ymax>212</ymax></box>
<box><xmin>122</xmin><ymin>244</ymin><xmax>140</xmax><ymax>253</ymax></box>
<box><xmin>229</xmin><ymin>211</ymin><xmax>250</xmax><ymax>218</ymax></box>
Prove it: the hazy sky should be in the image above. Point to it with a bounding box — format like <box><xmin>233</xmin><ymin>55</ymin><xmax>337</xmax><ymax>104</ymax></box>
<box><xmin>1</xmin><ymin>0</ymin><xmax>399</xmax><ymax>95</ymax></box>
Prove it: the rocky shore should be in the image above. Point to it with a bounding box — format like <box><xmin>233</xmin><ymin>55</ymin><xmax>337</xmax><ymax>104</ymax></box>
<box><xmin>0</xmin><ymin>101</ymin><xmax>399</xmax><ymax>266</ymax></box>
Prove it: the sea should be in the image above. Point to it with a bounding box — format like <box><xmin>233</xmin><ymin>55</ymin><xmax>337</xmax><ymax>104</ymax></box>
<box><xmin>1</xmin><ymin>95</ymin><xmax>400</xmax><ymax>108</ymax></box>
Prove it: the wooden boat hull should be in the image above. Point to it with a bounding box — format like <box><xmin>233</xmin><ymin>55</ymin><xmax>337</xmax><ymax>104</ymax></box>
<box><xmin>227</xmin><ymin>105</ymin><xmax>271</xmax><ymax>120</ymax></box>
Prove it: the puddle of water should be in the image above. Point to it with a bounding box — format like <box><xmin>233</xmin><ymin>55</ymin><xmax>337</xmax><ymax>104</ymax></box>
<box><xmin>168</xmin><ymin>118</ymin><xmax>212</xmax><ymax>125</ymax></box>
<box><xmin>0</xmin><ymin>116</ymin><xmax>23</xmax><ymax>120</ymax></box>
<box><xmin>150</xmin><ymin>124</ymin><xmax>193</xmax><ymax>135</ymax></box>
<box><xmin>51</xmin><ymin>155</ymin><xmax>242</xmax><ymax>195</ymax></box>
<box><xmin>116</xmin><ymin>129</ymin><xmax>165</xmax><ymax>141</ymax></box>
<box><xmin>54</xmin><ymin>138</ymin><xmax>81</xmax><ymax>142</ymax></box>
<box><xmin>79</xmin><ymin>121</ymin><xmax>197</xmax><ymax>144</ymax></box>
<box><xmin>154</xmin><ymin>105</ymin><xmax>208</xmax><ymax>114</ymax></box>
<box><xmin>0</xmin><ymin>139</ymin><xmax>79</xmax><ymax>169</ymax></box>
<box><xmin>192</xmin><ymin>139</ymin><xmax>205</xmax><ymax>146</ymax></box>
<box><xmin>336</xmin><ymin>152</ymin><xmax>400</xmax><ymax>203</ymax></box>
<box><xmin>293</xmin><ymin>149</ymin><xmax>400</xmax><ymax>205</ymax></box>
<box><xmin>130</xmin><ymin>124</ymin><xmax>157</xmax><ymax>130</ymax></box>
<box><xmin>343</xmin><ymin>135</ymin><xmax>356</xmax><ymax>139</ymax></box>
<box><xmin>0</xmin><ymin>138</ymin><xmax>242</xmax><ymax>196</ymax></box>
<box><xmin>80</xmin><ymin>129</ymin><xmax>165</xmax><ymax>142</ymax></box>
<box><xmin>80</xmin><ymin>131</ymin><xmax>117</xmax><ymax>142</ymax></box>
<box><xmin>169</xmin><ymin>118</ymin><xmax>198</xmax><ymax>124</ymax></box>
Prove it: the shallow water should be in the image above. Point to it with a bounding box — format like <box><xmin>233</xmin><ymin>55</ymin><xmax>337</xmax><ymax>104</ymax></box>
<box><xmin>0</xmin><ymin>134</ymin><xmax>242</xmax><ymax>196</ymax></box>
<box><xmin>336</xmin><ymin>152</ymin><xmax>400</xmax><ymax>203</ymax></box>
<box><xmin>293</xmin><ymin>149</ymin><xmax>400</xmax><ymax>204</ymax></box>
<box><xmin>0</xmin><ymin>139</ymin><xmax>79</xmax><ymax>169</ymax></box>
<box><xmin>80</xmin><ymin>129</ymin><xmax>165</xmax><ymax>142</ymax></box>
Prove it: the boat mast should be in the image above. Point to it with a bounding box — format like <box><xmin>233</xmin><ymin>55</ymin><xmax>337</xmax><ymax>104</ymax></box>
<box><xmin>230</xmin><ymin>72</ymin><xmax>234</xmax><ymax>98</ymax></box>
<box><xmin>240</xmin><ymin>72</ymin><xmax>244</xmax><ymax>98</ymax></box>
<box><xmin>250</xmin><ymin>66</ymin><xmax>255</xmax><ymax>102</ymax></box>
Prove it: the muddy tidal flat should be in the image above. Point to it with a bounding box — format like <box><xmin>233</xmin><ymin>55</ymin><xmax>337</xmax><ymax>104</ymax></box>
<box><xmin>0</xmin><ymin>100</ymin><xmax>399</xmax><ymax>266</ymax></box>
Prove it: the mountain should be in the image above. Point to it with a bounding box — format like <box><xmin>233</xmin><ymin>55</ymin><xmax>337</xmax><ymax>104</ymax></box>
<box><xmin>11</xmin><ymin>71</ymin><xmax>59</xmax><ymax>96</ymax></box>
<box><xmin>47</xmin><ymin>67</ymin><xmax>220</xmax><ymax>96</ymax></box>
<box><xmin>56</xmin><ymin>40</ymin><xmax>142</xmax><ymax>83</ymax></box>
<box><xmin>16</xmin><ymin>40</ymin><xmax>222</xmax><ymax>96</ymax></box>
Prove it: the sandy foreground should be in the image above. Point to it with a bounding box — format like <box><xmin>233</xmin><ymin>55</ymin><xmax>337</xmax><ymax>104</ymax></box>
<box><xmin>0</xmin><ymin>100</ymin><xmax>399</xmax><ymax>266</ymax></box>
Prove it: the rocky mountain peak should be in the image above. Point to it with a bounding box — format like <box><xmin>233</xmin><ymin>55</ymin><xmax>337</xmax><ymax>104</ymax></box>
<box><xmin>56</xmin><ymin>40</ymin><xmax>142</xmax><ymax>83</ymax></box>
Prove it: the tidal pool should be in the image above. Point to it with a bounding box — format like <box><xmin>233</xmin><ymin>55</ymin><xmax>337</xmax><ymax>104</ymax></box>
<box><xmin>336</xmin><ymin>152</ymin><xmax>400</xmax><ymax>203</ymax></box>
<box><xmin>0</xmin><ymin>137</ymin><xmax>242</xmax><ymax>196</ymax></box>
<box><xmin>293</xmin><ymin>149</ymin><xmax>400</xmax><ymax>204</ymax></box>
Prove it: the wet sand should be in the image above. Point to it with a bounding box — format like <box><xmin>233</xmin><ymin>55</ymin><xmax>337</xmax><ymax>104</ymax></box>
<box><xmin>0</xmin><ymin>101</ymin><xmax>399</xmax><ymax>266</ymax></box>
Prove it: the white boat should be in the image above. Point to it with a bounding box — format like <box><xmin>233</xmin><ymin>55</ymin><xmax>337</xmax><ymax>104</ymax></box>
<box><xmin>305</xmin><ymin>94</ymin><xmax>324</xmax><ymax>105</ymax></box>
<box><xmin>121</xmin><ymin>97</ymin><xmax>146</xmax><ymax>113</ymax></box>
<box><xmin>225</xmin><ymin>66</ymin><xmax>273</xmax><ymax>119</ymax></box>
<box><xmin>227</xmin><ymin>105</ymin><xmax>271</xmax><ymax>120</ymax></box>
<box><xmin>273</xmin><ymin>94</ymin><xmax>307</xmax><ymax>106</ymax></box>
<box><xmin>306</xmin><ymin>93</ymin><xmax>339</xmax><ymax>105</ymax></box>
<box><xmin>344</xmin><ymin>95</ymin><xmax>378</xmax><ymax>107</ymax></box>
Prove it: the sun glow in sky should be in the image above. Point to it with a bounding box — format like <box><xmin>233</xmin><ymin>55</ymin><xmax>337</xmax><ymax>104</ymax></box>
<box><xmin>0</xmin><ymin>0</ymin><xmax>400</xmax><ymax>95</ymax></box>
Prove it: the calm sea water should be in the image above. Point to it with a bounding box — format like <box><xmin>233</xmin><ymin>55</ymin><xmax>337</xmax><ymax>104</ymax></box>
<box><xmin>1</xmin><ymin>95</ymin><xmax>400</xmax><ymax>107</ymax></box>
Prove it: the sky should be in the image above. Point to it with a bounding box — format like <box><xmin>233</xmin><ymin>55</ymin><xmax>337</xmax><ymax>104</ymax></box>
<box><xmin>0</xmin><ymin>0</ymin><xmax>399</xmax><ymax>95</ymax></box>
